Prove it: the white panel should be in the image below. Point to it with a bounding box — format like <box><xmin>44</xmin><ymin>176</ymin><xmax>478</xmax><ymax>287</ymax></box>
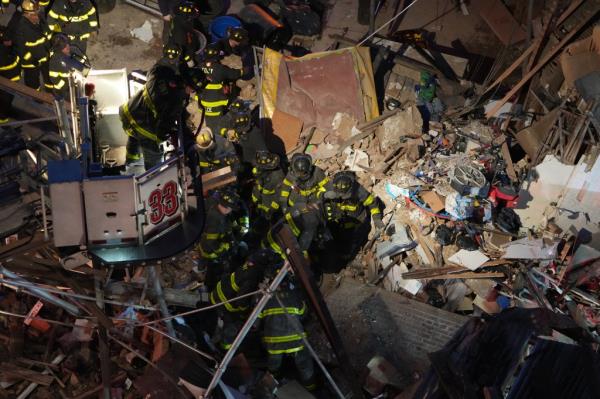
<box><xmin>83</xmin><ymin>177</ymin><xmax>138</xmax><ymax>245</ymax></box>
<box><xmin>137</xmin><ymin>162</ymin><xmax>183</xmax><ymax>241</ymax></box>
<box><xmin>50</xmin><ymin>182</ymin><xmax>86</xmax><ymax>247</ymax></box>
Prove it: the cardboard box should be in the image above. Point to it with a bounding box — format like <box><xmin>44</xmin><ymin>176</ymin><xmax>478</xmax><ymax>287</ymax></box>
<box><xmin>421</xmin><ymin>190</ymin><xmax>446</xmax><ymax>213</ymax></box>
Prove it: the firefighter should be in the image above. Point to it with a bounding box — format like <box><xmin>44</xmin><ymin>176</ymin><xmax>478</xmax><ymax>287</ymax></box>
<box><xmin>279</xmin><ymin>153</ymin><xmax>328</xmax><ymax>211</ymax></box>
<box><xmin>323</xmin><ymin>171</ymin><xmax>384</xmax><ymax>260</ymax></box>
<box><xmin>197</xmin><ymin>189</ymin><xmax>241</xmax><ymax>288</ymax></box>
<box><xmin>217</xmin><ymin>26</ymin><xmax>249</xmax><ymax>57</ymax></box>
<box><xmin>166</xmin><ymin>0</ymin><xmax>200</xmax><ymax>65</ymax></box>
<box><xmin>0</xmin><ymin>26</ymin><xmax>20</xmax><ymax>123</ymax></box>
<box><xmin>47</xmin><ymin>33</ymin><xmax>71</xmax><ymax>98</ymax></box>
<box><xmin>195</xmin><ymin>126</ymin><xmax>238</xmax><ymax>176</ymax></box>
<box><xmin>47</xmin><ymin>0</ymin><xmax>98</xmax><ymax>55</ymax></box>
<box><xmin>226</xmin><ymin>109</ymin><xmax>267</xmax><ymax>166</ymax></box>
<box><xmin>252</xmin><ymin>150</ymin><xmax>284</xmax><ymax>223</ymax></box>
<box><xmin>11</xmin><ymin>0</ymin><xmax>51</xmax><ymax>90</ymax></box>
<box><xmin>119</xmin><ymin>43</ymin><xmax>189</xmax><ymax>171</ymax></box>
<box><xmin>259</xmin><ymin>276</ymin><xmax>316</xmax><ymax>392</ymax></box>
<box><xmin>263</xmin><ymin>203</ymin><xmax>329</xmax><ymax>261</ymax></box>
<box><xmin>209</xmin><ymin>249</ymin><xmax>281</xmax><ymax>351</ymax></box>
<box><xmin>198</xmin><ymin>43</ymin><xmax>244</xmax><ymax>132</ymax></box>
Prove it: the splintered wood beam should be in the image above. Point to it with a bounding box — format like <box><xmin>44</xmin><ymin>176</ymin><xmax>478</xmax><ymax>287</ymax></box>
<box><xmin>486</xmin><ymin>9</ymin><xmax>600</xmax><ymax>119</ymax></box>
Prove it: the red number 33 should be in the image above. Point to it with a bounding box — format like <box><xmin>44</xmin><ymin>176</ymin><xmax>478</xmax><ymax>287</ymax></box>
<box><xmin>148</xmin><ymin>180</ymin><xmax>179</xmax><ymax>225</ymax></box>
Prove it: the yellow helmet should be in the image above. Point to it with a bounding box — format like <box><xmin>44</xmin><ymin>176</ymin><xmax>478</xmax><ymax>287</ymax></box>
<box><xmin>196</xmin><ymin>127</ymin><xmax>215</xmax><ymax>150</ymax></box>
<box><xmin>21</xmin><ymin>0</ymin><xmax>40</xmax><ymax>12</ymax></box>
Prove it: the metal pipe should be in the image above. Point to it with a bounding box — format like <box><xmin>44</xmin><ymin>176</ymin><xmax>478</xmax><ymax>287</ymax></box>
<box><xmin>146</xmin><ymin>264</ymin><xmax>176</xmax><ymax>337</ymax></box>
<box><xmin>274</xmin><ymin>294</ymin><xmax>346</xmax><ymax>399</ymax></box>
<box><xmin>40</xmin><ymin>186</ymin><xmax>48</xmax><ymax>241</ymax></box>
<box><xmin>203</xmin><ymin>262</ymin><xmax>292</xmax><ymax>398</ymax></box>
<box><xmin>123</xmin><ymin>0</ymin><xmax>162</xmax><ymax>17</ymax></box>
<box><xmin>0</xmin><ymin>116</ymin><xmax>57</xmax><ymax>128</ymax></box>
<box><xmin>53</xmin><ymin>99</ymin><xmax>72</xmax><ymax>157</ymax></box>
<box><xmin>0</xmin><ymin>266</ymin><xmax>80</xmax><ymax>316</ymax></box>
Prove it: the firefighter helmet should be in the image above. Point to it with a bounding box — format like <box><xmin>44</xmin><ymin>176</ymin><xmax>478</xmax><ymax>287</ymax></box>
<box><xmin>196</xmin><ymin>127</ymin><xmax>215</xmax><ymax>150</ymax></box>
<box><xmin>228</xmin><ymin>98</ymin><xmax>247</xmax><ymax>113</ymax></box>
<box><xmin>163</xmin><ymin>43</ymin><xmax>182</xmax><ymax>61</ymax></box>
<box><xmin>204</xmin><ymin>43</ymin><xmax>221</xmax><ymax>61</ymax></box>
<box><xmin>255</xmin><ymin>150</ymin><xmax>279</xmax><ymax>170</ymax></box>
<box><xmin>247</xmin><ymin>248</ymin><xmax>279</xmax><ymax>269</ymax></box>
<box><xmin>21</xmin><ymin>0</ymin><xmax>40</xmax><ymax>12</ymax></box>
<box><xmin>52</xmin><ymin>33</ymin><xmax>69</xmax><ymax>52</ymax></box>
<box><xmin>227</xmin><ymin>26</ymin><xmax>249</xmax><ymax>45</ymax></box>
<box><xmin>232</xmin><ymin>112</ymin><xmax>250</xmax><ymax>131</ymax></box>
<box><xmin>290</xmin><ymin>153</ymin><xmax>313</xmax><ymax>181</ymax></box>
<box><xmin>332</xmin><ymin>171</ymin><xmax>355</xmax><ymax>195</ymax></box>
<box><xmin>175</xmin><ymin>1</ymin><xmax>199</xmax><ymax>17</ymax></box>
<box><xmin>214</xmin><ymin>189</ymin><xmax>239</xmax><ymax>210</ymax></box>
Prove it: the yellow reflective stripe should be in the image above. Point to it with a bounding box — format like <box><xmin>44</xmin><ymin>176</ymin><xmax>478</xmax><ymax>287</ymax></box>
<box><xmin>49</xmin><ymin>71</ymin><xmax>70</xmax><ymax>78</ymax></box>
<box><xmin>281</xmin><ymin>191</ymin><xmax>290</xmax><ymax>197</ymax></box>
<box><xmin>23</xmin><ymin>52</ymin><xmax>32</xmax><ymax>60</ymax></box>
<box><xmin>25</xmin><ymin>37</ymin><xmax>46</xmax><ymax>47</ymax></box>
<box><xmin>285</xmin><ymin>213</ymin><xmax>301</xmax><ymax>236</ymax></box>
<box><xmin>205</xmin><ymin>111</ymin><xmax>221</xmax><ymax>116</ymax></box>
<box><xmin>122</xmin><ymin>103</ymin><xmax>159</xmax><ymax>143</ymax></box>
<box><xmin>230</xmin><ymin>273</ymin><xmax>240</xmax><ymax>292</ymax></box>
<box><xmin>11</xmin><ymin>76</ymin><xmax>20</xmax><ymax>82</ymax></box>
<box><xmin>259</xmin><ymin>304</ymin><xmax>306</xmax><ymax>318</ymax></box>
<box><xmin>38</xmin><ymin>57</ymin><xmax>48</xmax><ymax>63</ymax></box>
<box><xmin>205</xmin><ymin>232</ymin><xmax>223</xmax><ymax>240</ymax></box>
<box><xmin>271</xmin><ymin>201</ymin><xmax>280</xmax><ymax>210</ymax></box>
<box><xmin>283</xmin><ymin>179</ymin><xmax>292</xmax><ymax>187</ymax></box>
<box><xmin>143</xmin><ymin>86</ymin><xmax>157</xmax><ymax>117</ymax></box>
<box><xmin>220</xmin><ymin>342</ymin><xmax>232</xmax><ymax>350</ymax></box>
<box><xmin>0</xmin><ymin>56</ymin><xmax>19</xmax><ymax>71</ymax></box>
<box><xmin>89</xmin><ymin>20</ymin><xmax>98</xmax><ymax>27</ymax></box>
<box><xmin>201</xmin><ymin>99</ymin><xmax>229</xmax><ymax>107</ymax></box>
<box><xmin>265</xmin><ymin>231</ymin><xmax>284</xmax><ymax>258</ymax></box>
<box><xmin>215</xmin><ymin>280</ymin><xmax>246</xmax><ymax>312</ymax></box>
<box><xmin>86</xmin><ymin>7</ymin><xmax>96</xmax><ymax>16</ymax></box>
<box><xmin>371</xmin><ymin>208</ymin><xmax>381</xmax><ymax>215</ymax></box>
<box><xmin>251</xmin><ymin>193</ymin><xmax>259</xmax><ymax>203</ymax></box>
<box><xmin>257</xmin><ymin>204</ymin><xmax>270</xmax><ymax>212</ymax></box>
<box><xmin>340</xmin><ymin>204</ymin><xmax>358</xmax><ymax>212</ymax></box>
<box><xmin>318</xmin><ymin>177</ymin><xmax>329</xmax><ymax>187</ymax></box>
<box><xmin>363</xmin><ymin>194</ymin><xmax>375</xmax><ymax>206</ymax></box>
<box><xmin>298</xmin><ymin>186</ymin><xmax>317</xmax><ymax>196</ymax></box>
<box><xmin>262</xmin><ymin>333</ymin><xmax>306</xmax><ymax>344</ymax></box>
<box><xmin>54</xmin><ymin>79</ymin><xmax>65</xmax><ymax>89</ymax></box>
<box><xmin>267</xmin><ymin>346</ymin><xmax>304</xmax><ymax>355</ymax></box>
<box><xmin>79</xmin><ymin>33</ymin><xmax>91</xmax><ymax>40</ymax></box>
<box><xmin>205</xmin><ymin>83</ymin><xmax>223</xmax><ymax>90</ymax></box>
<box><xmin>199</xmin><ymin>161</ymin><xmax>211</xmax><ymax>168</ymax></box>
<box><xmin>257</xmin><ymin>184</ymin><xmax>276</xmax><ymax>195</ymax></box>
<box><xmin>126</xmin><ymin>151</ymin><xmax>141</xmax><ymax>160</ymax></box>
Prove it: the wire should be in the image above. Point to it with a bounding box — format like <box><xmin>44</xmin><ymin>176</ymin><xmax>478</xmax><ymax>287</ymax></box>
<box><xmin>356</xmin><ymin>0</ymin><xmax>421</xmax><ymax>47</ymax></box>
<box><xmin>0</xmin><ymin>308</ymin><xmax>76</xmax><ymax>328</ymax></box>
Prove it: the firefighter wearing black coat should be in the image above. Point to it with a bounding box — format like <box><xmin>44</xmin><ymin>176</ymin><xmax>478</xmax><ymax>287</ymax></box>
<box><xmin>198</xmin><ymin>44</ymin><xmax>243</xmax><ymax>132</ymax></box>
<box><xmin>216</xmin><ymin>26</ymin><xmax>249</xmax><ymax>57</ymax></box>
<box><xmin>166</xmin><ymin>0</ymin><xmax>200</xmax><ymax>64</ymax></box>
<box><xmin>252</xmin><ymin>150</ymin><xmax>284</xmax><ymax>222</ymax></box>
<box><xmin>259</xmin><ymin>276</ymin><xmax>316</xmax><ymax>391</ymax></box>
<box><xmin>197</xmin><ymin>190</ymin><xmax>240</xmax><ymax>288</ymax></box>
<box><xmin>11</xmin><ymin>0</ymin><xmax>51</xmax><ymax>90</ymax></box>
<box><xmin>263</xmin><ymin>203</ymin><xmax>328</xmax><ymax>261</ymax></box>
<box><xmin>194</xmin><ymin>126</ymin><xmax>238</xmax><ymax>176</ymax></box>
<box><xmin>209</xmin><ymin>249</ymin><xmax>281</xmax><ymax>350</ymax></box>
<box><xmin>323</xmin><ymin>171</ymin><xmax>384</xmax><ymax>260</ymax></box>
<box><xmin>119</xmin><ymin>44</ymin><xmax>189</xmax><ymax>171</ymax></box>
<box><xmin>0</xmin><ymin>26</ymin><xmax>20</xmax><ymax>123</ymax></box>
<box><xmin>279</xmin><ymin>153</ymin><xmax>328</xmax><ymax>211</ymax></box>
<box><xmin>47</xmin><ymin>0</ymin><xmax>98</xmax><ymax>54</ymax></box>
<box><xmin>47</xmin><ymin>33</ymin><xmax>71</xmax><ymax>98</ymax></box>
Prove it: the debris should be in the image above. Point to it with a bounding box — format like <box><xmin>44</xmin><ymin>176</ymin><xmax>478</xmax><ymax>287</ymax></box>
<box><xmin>448</xmin><ymin>249</ymin><xmax>490</xmax><ymax>271</ymax></box>
<box><xmin>130</xmin><ymin>20</ymin><xmax>154</xmax><ymax>43</ymax></box>
<box><xmin>364</xmin><ymin>356</ymin><xmax>404</xmax><ymax>395</ymax></box>
<box><xmin>502</xmin><ymin>237</ymin><xmax>559</xmax><ymax>260</ymax></box>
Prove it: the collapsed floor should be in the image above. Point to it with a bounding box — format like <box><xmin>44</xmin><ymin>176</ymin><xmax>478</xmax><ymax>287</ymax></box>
<box><xmin>1</xmin><ymin>0</ymin><xmax>600</xmax><ymax>398</ymax></box>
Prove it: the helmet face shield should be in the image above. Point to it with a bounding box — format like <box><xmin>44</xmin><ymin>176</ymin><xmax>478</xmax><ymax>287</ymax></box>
<box><xmin>291</xmin><ymin>154</ymin><xmax>313</xmax><ymax>181</ymax></box>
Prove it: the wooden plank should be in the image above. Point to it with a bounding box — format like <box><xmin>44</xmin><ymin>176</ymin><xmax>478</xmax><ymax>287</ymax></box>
<box><xmin>337</xmin><ymin>109</ymin><xmax>401</xmax><ymax>154</ymax></box>
<box><xmin>501</xmin><ymin>141</ymin><xmax>518</xmax><ymax>182</ymax></box>
<box><xmin>486</xmin><ymin>9</ymin><xmax>600</xmax><ymax>119</ymax></box>
<box><xmin>0</xmin><ymin>364</ymin><xmax>54</xmax><ymax>386</ymax></box>
<box><xmin>426</xmin><ymin>272</ymin><xmax>505</xmax><ymax>280</ymax></box>
<box><xmin>475</xmin><ymin>0</ymin><xmax>527</xmax><ymax>45</ymax></box>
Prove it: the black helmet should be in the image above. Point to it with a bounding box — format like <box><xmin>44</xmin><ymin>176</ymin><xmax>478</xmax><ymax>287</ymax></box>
<box><xmin>332</xmin><ymin>171</ymin><xmax>355</xmax><ymax>195</ymax></box>
<box><xmin>213</xmin><ymin>189</ymin><xmax>240</xmax><ymax>210</ymax></box>
<box><xmin>247</xmin><ymin>248</ymin><xmax>279</xmax><ymax>268</ymax></box>
<box><xmin>52</xmin><ymin>33</ymin><xmax>69</xmax><ymax>52</ymax></box>
<box><xmin>291</xmin><ymin>153</ymin><xmax>313</xmax><ymax>181</ymax></box>
<box><xmin>204</xmin><ymin>43</ymin><xmax>221</xmax><ymax>62</ymax></box>
<box><xmin>175</xmin><ymin>1</ymin><xmax>199</xmax><ymax>18</ymax></box>
<box><xmin>228</xmin><ymin>98</ymin><xmax>247</xmax><ymax>113</ymax></box>
<box><xmin>232</xmin><ymin>111</ymin><xmax>251</xmax><ymax>131</ymax></box>
<box><xmin>227</xmin><ymin>26</ymin><xmax>249</xmax><ymax>45</ymax></box>
<box><xmin>256</xmin><ymin>150</ymin><xmax>279</xmax><ymax>170</ymax></box>
<box><xmin>163</xmin><ymin>42</ymin><xmax>182</xmax><ymax>61</ymax></box>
